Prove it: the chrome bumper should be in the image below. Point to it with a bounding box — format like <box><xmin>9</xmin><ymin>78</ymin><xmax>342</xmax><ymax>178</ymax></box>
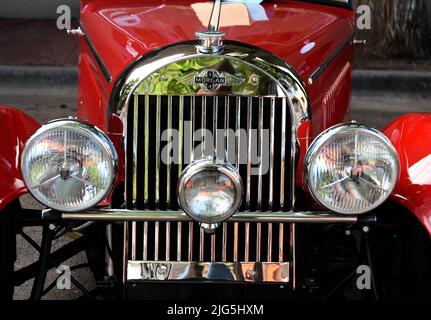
<box><xmin>127</xmin><ymin>261</ymin><xmax>290</xmax><ymax>283</ymax></box>
<box><xmin>42</xmin><ymin>209</ymin><xmax>367</xmax><ymax>286</ymax></box>
<box><xmin>45</xmin><ymin>209</ymin><xmax>359</xmax><ymax>224</ymax></box>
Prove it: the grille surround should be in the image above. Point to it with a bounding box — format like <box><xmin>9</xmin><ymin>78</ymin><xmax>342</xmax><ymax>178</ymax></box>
<box><xmin>109</xmin><ymin>41</ymin><xmax>309</xmax><ymax>283</ymax></box>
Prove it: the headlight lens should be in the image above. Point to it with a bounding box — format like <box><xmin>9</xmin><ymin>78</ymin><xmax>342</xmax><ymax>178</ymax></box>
<box><xmin>305</xmin><ymin>123</ymin><xmax>399</xmax><ymax>214</ymax></box>
<box><xmin>21</xmin><ymin>120</ymin><xmax>118</xmax><ymax>212</ymax></box>
<box><xmin>178</xmin><ymin>160</ymin><xmax>243</xmax><ymax>224</ymax></box>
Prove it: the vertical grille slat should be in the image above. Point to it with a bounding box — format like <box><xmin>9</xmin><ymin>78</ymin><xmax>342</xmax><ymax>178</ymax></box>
<box><xmin>199</xmin><ymin>228</ymin><xmax>205</xmax><ymax>261</ymax></box>
<box><xmin>131</xmin><ymin>93</ymin><xmax>138</xmax><ymax>262</ymax></box>
<box><xmin>127</xmin><ymin>94</ymin><xmax>292</xmax><ymax>264</ymax></box>
<box><xmin>188</xmin><ymin>222</ymin><xmax>193</xmax><ymax>261</ymax></box>
<box><xmin>143</xmin><ymin>221</ymin><xmax>148</xmax><ymax>260</ymax></box>
<box><xmin>154</xmin><ymin>221</ymin><xmax>160</xmax><ymax>261</ymax></box>
<box><xmin>155</xmin><ymin>95</ymin><xmax>161</xmax><ymax>205</ymax></box>
<box><xmin>267</xmin><ymin>223</ymin><xmax>273</xmax><ymax>262</ymax></box>
<box><xmin>222</xmin><ymin>223</ymin><xmax>227</xmax><ymax>262</ymax></box>
<box><xmin>166</xmin><ymin>96</ymin><xmax>172</xmax><ymax>208</ymax></box>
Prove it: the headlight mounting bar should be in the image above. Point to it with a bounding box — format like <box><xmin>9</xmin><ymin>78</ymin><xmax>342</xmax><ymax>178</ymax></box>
<box><xmin>41</xmin><ymin>209</ymin><xmax>377</xmax><ymax>224</ymax></box>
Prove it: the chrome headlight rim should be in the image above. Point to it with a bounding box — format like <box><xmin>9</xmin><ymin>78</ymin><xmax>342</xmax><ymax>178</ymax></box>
<box><xmin>304</xmin><ymin>122</ymin><xmax>399</xmax><ymax>215</ymax></box>
<box><xmin>21</xmin><ymin>119</ymin><xmax>119</xmax><ymax>212</ymax></box>
<box><xmin>177</xmin><ymin>159</ymin><xmax>243</xmax><ymax>224</ymax></box>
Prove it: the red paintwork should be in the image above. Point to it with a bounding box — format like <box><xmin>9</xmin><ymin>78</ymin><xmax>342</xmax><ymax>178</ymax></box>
<box><xmin>0</xmin><ymin>0</ymin><xmax>428</xmax><ymax>236</ymax></box>
<box><xmin>78</xmin><ymin>0</ymin><xmax>355</xmax><ymax>191</ymax></box>
<box><xmin>383</xmin><ymin>114</ymin><xmax>431</xmax><ymax>235</ymax></box>
<box><xmin>0</xmin><ymin>107</ymin><xmax>40</xmax><ymax>210</ymax></box>
<box><xmin>78</xmin><ymin>0</ymin><xmax>355</xmax><ymax>136</ymax></box>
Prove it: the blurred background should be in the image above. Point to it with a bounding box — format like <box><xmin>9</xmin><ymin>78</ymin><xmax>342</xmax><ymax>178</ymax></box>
<box><xmin>0</xmin><ymin>0</ymin><xmax>430</xmax><ymax>300</ymax></box>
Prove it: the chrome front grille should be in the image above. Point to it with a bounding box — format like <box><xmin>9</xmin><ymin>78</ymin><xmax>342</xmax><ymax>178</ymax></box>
<box><xmin>124</xmin><ymin>94</ymin><xmax>294</xmax><ymax>281</ymax></box>
<box><xmin>125</xmin><ymin>94</ymin><xmax>293</xmax><ymax>212</ymax></box>
<box><xmin>127</xmin><ymin>221</ymin><xmax>291</xmax><ymax>263</ymax></box>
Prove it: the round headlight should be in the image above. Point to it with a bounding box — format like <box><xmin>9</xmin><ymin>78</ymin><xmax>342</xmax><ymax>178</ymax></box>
<box><xmin>178</xmin><ymin>160</ymin><xmax>243</xmax><ymax>224</ymax></box>
<box><xmin>21</xmin><ymin>120</ymin><xmax>118</xmax><ymax>212</ymax></box>
<box><xmin>304</xmin><ymin>123</ymin><xmax>399</xmax><ymax>214</ymax></box>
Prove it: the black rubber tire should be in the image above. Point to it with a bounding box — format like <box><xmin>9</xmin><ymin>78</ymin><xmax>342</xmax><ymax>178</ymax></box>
<box><xmin>0</xmin><ymin>201</ymin><xmax>17</xmax><ymax>301</ymax></box>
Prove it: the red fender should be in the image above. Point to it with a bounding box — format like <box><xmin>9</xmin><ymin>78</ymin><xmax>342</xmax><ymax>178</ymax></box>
<box><xmin>383</xmin><ymin>113</ymin><xmax>431</xmax><ymax>236</ymax></box>
<box><xmin>0</xmin><ymin>107</ymin><xmax>40</xmax><ymax>210</ymax></box>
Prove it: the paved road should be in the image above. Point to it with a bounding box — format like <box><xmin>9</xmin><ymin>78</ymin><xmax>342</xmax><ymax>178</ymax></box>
<box><xmin>1</xmin><ymin>82</ymin><xmax>429</xmax><ymax>300</ymax></box>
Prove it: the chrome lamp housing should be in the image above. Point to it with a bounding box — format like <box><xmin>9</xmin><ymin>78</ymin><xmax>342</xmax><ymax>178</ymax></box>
<box><xmin>177</xmin><ymin>159</ymin><xmax>243</xmax><ymax>225</ymax></box>
<box><xmin>304</xmin><ymin>123</ymin><xmax>399</xmax><ymax>215</ymax></box>
<box><xmin>21</xmin><ymin>120</ymin><xmax>118</xmax><ymax>212</ymax></box>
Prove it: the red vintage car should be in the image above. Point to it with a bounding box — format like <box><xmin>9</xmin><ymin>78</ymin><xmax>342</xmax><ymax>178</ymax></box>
<box><xmin>1</xmin><ymin>0</ymin><xmax>430</xmax><ymax>300</ymax></box>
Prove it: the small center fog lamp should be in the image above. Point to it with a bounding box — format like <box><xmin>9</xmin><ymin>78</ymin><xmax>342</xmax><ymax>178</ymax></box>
<box><xmin>177</xmin><ymin>159</ymin><xmax>243</xmax><ymax>225</ymax></box>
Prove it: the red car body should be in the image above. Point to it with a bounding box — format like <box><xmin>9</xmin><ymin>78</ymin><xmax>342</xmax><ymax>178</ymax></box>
<box><xmin>1</xmin><ymin>0</ymin><xmax>429</xmax><ymax>237</ymax></box>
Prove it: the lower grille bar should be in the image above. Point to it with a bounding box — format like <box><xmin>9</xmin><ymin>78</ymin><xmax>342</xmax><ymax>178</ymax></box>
<box><xmin>127</xmin><ymin>261</ymin><xmax>290</xmax><ymax>282</ymax></box>
<box><xmin>55</xmin><ymin>210</ymin><xmax>359</xmax><ymax>224</ymax></box>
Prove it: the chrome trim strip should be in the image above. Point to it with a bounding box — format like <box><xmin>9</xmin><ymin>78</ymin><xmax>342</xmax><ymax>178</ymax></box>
<box><xmin>155</xmin><ymin>95</ymin><xmax>161</xmax><ymax>204</ymax></box>
<box><xmin>269</xmin><ymin>98</ymin><xmax>275</xmax><ymax>209</ymax></box>
<box><xmin>191</xmin><ymin>96</ymin><xmax>196</xmax><ymax>162</ymax></box>
<box><xmin>235</xmin><ymin>96</ymin><xmax>241</xmax><ymax>167</ymax></box>
<box><xmin>199</xmin><ymin>228</ymin><xmax>205</xmax><ymax>261</ymax></box>
<box><xmin>279</xmin><ymin>223</ymin><xmax>284</xmax><ymax>262</ymax></box>
<box><xmin>177</xmin><ymin>222</ymin><xmax>182</xmax><ymax>261</ymax></box>
<box><xmin>132</xmin><ymin>95</ymin><xmax>139</xmax><ymax>203</ymax></box>
<box><xmin>57</xmin><ymin>210</ymin><xmax>358</xmax><ymax>224</ymax></box>
<box><xmin>131</xmin><ymin>222</ymin><xmax>137</xmax><ymax>260</ymax></box>
<box><xmin>155</xmin><ymin>221</ymin><xmax>159</xmax><ymax>260</ymax></box>
<box><xmin>256</xmin><ymin>222</ymin><xmax>262</xmax><ymax>262</ymax></box>
<box><xmin>144</xmin><ymin>95</ymin><xmax>150</xmax><ymax>203</ymax></box>
<box><xmin>213</xmin><ymin>96</ymin><xmax>218</xmax><ymax>158</ymax></box>
<box><xmin>143</xmin><ymin>221</ymin><xmax>148</xmax><ymax>260</ymax></box>
<box><xmin>166</xmin><ymin>96</ymin><xmax>172</xmax><ymax>205</ymax></box>
<box><xmin>122</xmin><ymin>222</ymin><xmax>129</xmax><ymax>284</ymax></box>
<box><xmin>233</xmin><ymin>222</ymin><xmax>239</xmax><ymax>262</ymax></box>
<box><xmin>280</xmin><ymin>98</ymin><xmax>287</xmax><ymax>209</ymax></box>
<box><xmin>106</xmin><ymin>224</ymin><xmax>114</xmax><ymax>277</ymax></box>
<box><xmin>131</xmin><ymin>96</ymin><xmax>139</xmax><ymax>260</ymax></box>
<box><xmin>308</xmin><ymin>31</ymin><xmax>354</xmax><ymax>85</ymax></box>
<box><xmin>80</xmin><ymin>25</ymin><xmax>111</xmax><ymax>82</ymax></box>
<box><xmin>290</xmin><ymin>223</ymin><xmax>296</xmax><ymax>289</ymax></box>
<box><xmin>246</xmin><ymin>97</ymin><xmax>252</xmax><ymax>208</ymax></box>
<box><xmin>211</xmin><ymin>234</ymin><xmax>216</xmax><ymax>262</ymax></box>
<box><xmin>267</xmin><ymin>223</ymin><xmax>273</xmax><ymax>262</ymax></box>
<box><xmin>257</xmin><ymin>98</ymin><xmax>264</xmax><ymax>207</ymax></box>
<box><xmin>202</xmin><ymin>96</ymin><xmax>206</xmax><ymax>158</ymax></box>
<box><xmin>222</xmin><ymin>223</ymin><xmax>227</xmax><ymax>262</ymax></box>
<box><xmin>127</xmin><ymin>261</ymin><xmax>290</xmax><ymax>283</ymax></box>
<box><xmin>178</xmin><ymin>96</ymin><xmax>184</xmax><ymax>175</ymax></box>
<box><xmin>166</xmin><ymin>222</ymin><xmax>171</xmax><ymax>260</ymax></box>
<box><xmin>188</xmin><ymin>222</ymin><xmax>193</xmax><ymax>261</ymax></box>
<box><xmin>245</xmin><ymin>222</ymin><xmax>250</xmax><ymax>262</ymax></box>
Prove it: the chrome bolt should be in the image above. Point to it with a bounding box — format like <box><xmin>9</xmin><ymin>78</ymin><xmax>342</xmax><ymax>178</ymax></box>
<box><xmin>251</xmin><ymin>75</ymin><xmax>259</xmax><ymax>84</ymax></box>
<box><xmin>345</xmin><ymin>229</ymin><xmax>351</xmax><ymax>236</ymax></box>
<box><xmin>49</xmin><ymin>224</ymin><xmax>56</xmax><ymax>231</ymax></box>
<box><xmin>67</xmin><ymin>27</ymin><xmax>84</xmax><ymax>36</ymax></box>
<box><xmin>247</xmin><ymin>269</ymin><xmax>256</xmax><ymax>279</ymax></box>
<box><xmin>362</xmin><ymin>226</ymin><xmax>370</xmax><ymax>233</ymax></box>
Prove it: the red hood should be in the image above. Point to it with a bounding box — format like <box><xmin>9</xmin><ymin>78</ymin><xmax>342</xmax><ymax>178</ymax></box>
<box><xmin>81</xmin><ymin>0</ymin><xmax>354</xmax><ymax>84</ymax></box>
